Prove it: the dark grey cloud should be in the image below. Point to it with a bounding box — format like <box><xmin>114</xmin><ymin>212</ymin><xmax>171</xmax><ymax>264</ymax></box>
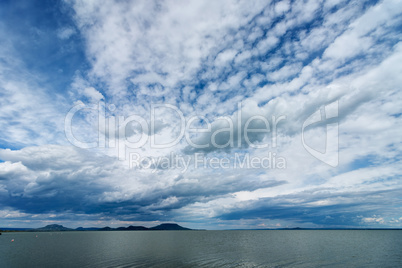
<box><xmin>217</xmin><ymin>188</ymin><xmax>402</xmax><ymax>227</ymax></box>
<box><xmin>0</xmin><ymin>145</ymin><xmax>287</xmax><ymax>222</ymax></box>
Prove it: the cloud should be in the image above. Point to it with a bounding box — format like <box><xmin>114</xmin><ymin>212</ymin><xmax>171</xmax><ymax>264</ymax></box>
<box><xmin>57</xmin><ymin>27</ymin><xmax>76</xmax><ymax>40</ymax></box>
<box><xmin>83</xmin><ymin>87</ymin><xmax>104</xmax><ymax>102</ymax></box>
<box><xmin>0</xmin><ymin>145</ymin><xmax>286</xmax><ymax>224</ymax></box>
<box><xmin>215</xmin><ymin>187</ymin><xmax>402</xmax><ymax>227</ymax></box>
<box><xmin>0</xmin><ymin>0</ymin><xmax>401</xmax><ymax>229</ymax></box>
<box><xmin>362</xmin><ymin>216</ymin><xmax>385</xmax><ymax>224</ymax></box>
<box><xmin>0</xmin><ymin>50</ymin><xmax>69</xmax><ymax>147</ymax></box>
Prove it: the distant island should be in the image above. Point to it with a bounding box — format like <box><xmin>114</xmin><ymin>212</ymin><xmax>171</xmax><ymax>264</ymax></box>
<box><xmin>0</xmin><ymin>223</ymin><xmax>191</xmax><ymax>232</ymax></box>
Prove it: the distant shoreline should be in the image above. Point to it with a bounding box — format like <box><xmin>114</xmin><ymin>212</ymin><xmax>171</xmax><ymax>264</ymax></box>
<box><xmin>1</xmin><ymin>223</ymin><xmax>194</xmax><ymax>233</ymax></box>
<box><xmin>2</xmin><ymin>227</ymin><xmax>402</xmax><ymax>233</ymax></box>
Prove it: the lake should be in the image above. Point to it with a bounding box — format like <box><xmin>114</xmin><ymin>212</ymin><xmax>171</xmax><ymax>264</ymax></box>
<box><xmin>1</xmin><ymin>230</ymin><xmax>401</xmax><ymax>267</ymax></box>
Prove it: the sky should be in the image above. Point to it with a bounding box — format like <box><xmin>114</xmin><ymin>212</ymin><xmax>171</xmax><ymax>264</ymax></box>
<box><xmin>0</xmin><ymin>0</ymin><xmax>401</xmax><ymax>230</ymax></box>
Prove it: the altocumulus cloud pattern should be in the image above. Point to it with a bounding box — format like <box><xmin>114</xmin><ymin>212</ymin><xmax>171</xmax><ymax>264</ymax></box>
<box><xmin>0</xmin><ymin>0</ymin><xmax>401</xmax><ymax>229</ymax></box>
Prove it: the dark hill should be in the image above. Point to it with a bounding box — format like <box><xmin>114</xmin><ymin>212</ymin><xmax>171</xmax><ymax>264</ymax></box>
<box><xmin>76</xmin><ymin>227</ymin><xmax>100</xmax><ymax>231</ymax></box>
<box><xmin>35</xmin><ymin>224</ymin><xmax>72</xmax><ymax>231</ymax></box>
<box><xmin>150</xmin><ymin>223</ymin><xmax>190</xmax><ymax>230</ymax></box>
<box><xmin>24</xmin><ymin>223</ymin><xmax>191</xmax><ymax>232</ymax></box>
<box><xmin>115</xmin><ymin>226</ymin><xmax>148</xmax><ymax>231</ymax></box>
<box><xmin>99</xmin><ymin>226</ymin><xmax>113</xmax><ymax>231</ymax></box>
<box><xmin>125</xmin><ymin>226</ymin><xmax>148</xmax><ymax>230</ymax></box>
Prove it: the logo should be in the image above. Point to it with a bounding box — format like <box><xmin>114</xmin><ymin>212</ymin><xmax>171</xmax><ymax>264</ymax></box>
<box><xmin>302</xmin><ymin>101</ymin><xmax>339</xmax><ymax>167</ymax></box>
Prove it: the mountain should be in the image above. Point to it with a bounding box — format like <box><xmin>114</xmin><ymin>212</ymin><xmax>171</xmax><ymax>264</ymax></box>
<box><xmin>99</xmin><ymin>223</ymin><xmax>190</xmax><ymax>231</ymax></box>
<box><xmin>76</xmin><ymin>227</ymin><xmax>100</xmax><ymax>231</ymax></box>
<box><xmin>150</xmin><ymin>223</ymin><xmax>191</xmax><ymax>230</ymax></box>
<box><xmin>99</xmin><ymin>226</ymin><xmax>113</xmax><ymax>231</ymax></box>
<box><xmin>126</xmin><ymin>225</ymin><xmax>149</xmax><ymax>230</ymax></box>
<box><xmin>7</xmin><ymin>223</ymin><xmax>192</xmax><ymax>232</ymax></box>
<box><xmin>34</xmin><ymin>224</ymin><xmax>72</xmax><ymax>231</ymax></box>
<box><xmin>117</xmin><ymin>226</ymin><xmax>148</xmax><ymax>231</ymax></box>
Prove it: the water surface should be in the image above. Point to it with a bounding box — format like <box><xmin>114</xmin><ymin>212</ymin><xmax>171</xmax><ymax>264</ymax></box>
<box><xmin>1</xmin><ymin>230</ymin><xmax>401</xmax><ymax>267</ymax></box>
